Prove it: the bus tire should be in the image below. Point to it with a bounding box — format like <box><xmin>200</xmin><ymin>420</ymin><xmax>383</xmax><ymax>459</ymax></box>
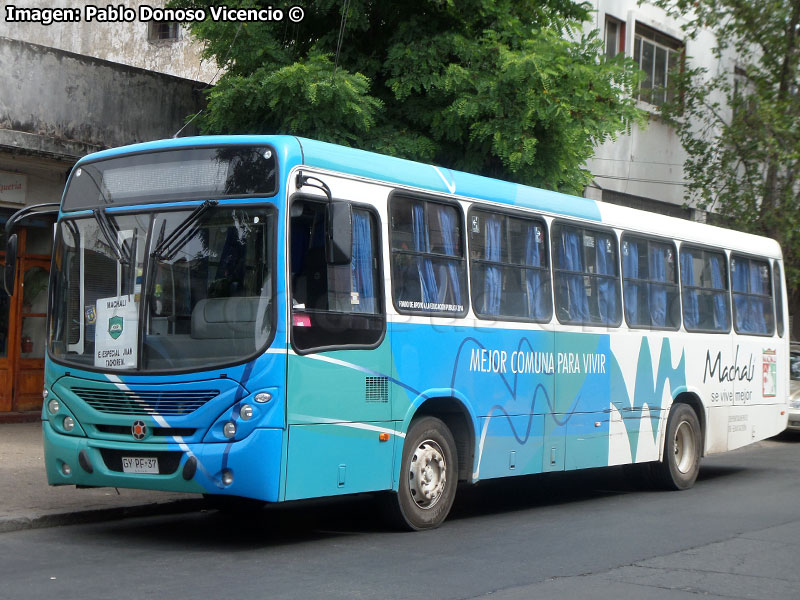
<box><xmin>386</xmin><ymin>416</ymin><xmax>458</xmax><ymax>531</ymax></box>
<box><xmin>651</xmin><ymin>403</ymin><xmax>702</xmax><ymax>490</ymax></box>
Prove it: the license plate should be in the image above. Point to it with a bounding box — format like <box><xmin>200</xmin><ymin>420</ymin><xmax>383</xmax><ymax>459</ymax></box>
<box><xmin>122</xmin><ymin>456</ymin><xmax>159</xmax><ymax>474</ymax></box>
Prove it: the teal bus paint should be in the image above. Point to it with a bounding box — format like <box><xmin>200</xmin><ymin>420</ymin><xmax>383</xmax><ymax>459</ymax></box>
<box><xmin>29</xmin><ymin>135</ymin><xmax>788</xmax><ymax>530</ymax></box>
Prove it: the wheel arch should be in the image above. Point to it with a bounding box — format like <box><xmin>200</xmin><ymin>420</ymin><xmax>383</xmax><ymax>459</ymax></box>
<box><xmin>398</xmin><ymin>391</ymin><xmax>477</xmax><ymax>485</ymax></box>
<box><xmin>671</xmin><ymin>391</ymin><xmax>707</xmax><ymax>457</ymax></box>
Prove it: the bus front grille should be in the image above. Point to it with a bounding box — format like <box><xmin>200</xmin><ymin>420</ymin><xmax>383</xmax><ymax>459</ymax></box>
<box><xmin>72</xmin><ymin>387</ymin><xmax>219</xmax><ymax>416</ymax></box>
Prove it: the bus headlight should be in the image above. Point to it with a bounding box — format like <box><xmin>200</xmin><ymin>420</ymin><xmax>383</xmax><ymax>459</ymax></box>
<box><xmin>223</xmin><ymin>422</ymin><xmax>237</xmax><ymax>439</ymax></box>
<box><xmin>48</xmin><ymin>398</ymin><xmax>60</xmax><ymax>415</ymax></box>
<box><xmin>63</xmin><ymin>416</ymin><xmax>75</xmax><ymax>432</ymax></box>
<box><xmin>239</xmin><ymin>404</ymin><xmax>254</xmax><ymax>420</ymax></box>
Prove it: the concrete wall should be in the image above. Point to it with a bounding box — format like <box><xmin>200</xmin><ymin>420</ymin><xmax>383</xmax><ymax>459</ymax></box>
<box><xmin>0</xmin><ymin>0</ymin><xmax>217</xmax><ymax>83</ymax></box>
<box><xmin>0</xmin><ymin>36</ymin><xmax>205</xmax><ymax>158</ymax></box>
<box><xmin>584</xmin><ymin>0</ymin><xmax>736</xmax><ymax>210</ymax></box>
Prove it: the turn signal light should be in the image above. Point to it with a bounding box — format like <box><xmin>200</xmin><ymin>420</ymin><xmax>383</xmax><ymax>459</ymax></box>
<box><xmin>379</xmin><ymin>433</ymin><xmax>390</xmax><ymax>442</ymax></box>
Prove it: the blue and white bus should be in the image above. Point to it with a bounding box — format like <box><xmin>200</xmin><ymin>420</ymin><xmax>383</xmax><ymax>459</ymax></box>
<box><xmin>7</xmin><ymin>135</ymin><xmax>788</xmax><ymax>530</ymax></box>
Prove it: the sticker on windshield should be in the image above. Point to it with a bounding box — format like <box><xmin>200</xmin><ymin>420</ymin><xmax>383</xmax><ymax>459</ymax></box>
<box><xmin>94</xmin><ymin>294</ymin><xmax>138</xmax><ymax>369</ymax></box>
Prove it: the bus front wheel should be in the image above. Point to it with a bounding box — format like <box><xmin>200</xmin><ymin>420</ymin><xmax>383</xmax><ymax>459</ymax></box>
<box><xmin>652</xmin><ymin>403</ymin><xmax>702</xmax><ymax>490</ymax></box>
<box><xmin>387</xmin><ymin>416</ymin><xmax>458</xmax><ymax>531</ymax></box>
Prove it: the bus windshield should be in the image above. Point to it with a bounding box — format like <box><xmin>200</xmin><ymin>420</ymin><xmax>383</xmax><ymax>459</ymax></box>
<box><xmin>62</xmin><ymin>146</ymin><xmax>278</xmax><ymax>210</ymax></box>
<box><xmin>49</xmin><ymin>205</ymin><xmax>275</xmax><ymax>372</ymax></box>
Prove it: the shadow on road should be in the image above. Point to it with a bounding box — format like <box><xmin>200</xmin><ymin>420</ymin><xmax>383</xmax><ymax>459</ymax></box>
<box><xmin>88</xmin><ymin>465</ymin><xmax>674</xmax><ymax>549</ymax></box>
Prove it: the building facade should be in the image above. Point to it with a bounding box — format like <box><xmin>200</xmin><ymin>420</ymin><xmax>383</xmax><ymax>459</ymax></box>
<box><xmin>0</xmin><ymin>2</ymin><xmax>207</xmax><ymax>413</ymax></box>
<box><xmin>584</xmin><ymin>0</ymin><xmax>731</xmax><ymax>222</ymax></box>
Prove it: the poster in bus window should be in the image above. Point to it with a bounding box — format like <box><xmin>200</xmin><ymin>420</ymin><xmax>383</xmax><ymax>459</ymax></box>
<box><xmin>94</xmin><ymin>294</ymin><xmax>138</xmax><ymax>369</ymax></box>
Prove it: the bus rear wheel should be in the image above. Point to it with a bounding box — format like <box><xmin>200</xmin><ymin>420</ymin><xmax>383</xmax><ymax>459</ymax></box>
<box><xmin>387</xmin><ymin>416</ymin><xmax>458</xmax><ymax>531</ymax></box>
<box><xmin>651</xmin><ymin>403</ymin><xmax>701</xmax><ymax>490</ymax></box>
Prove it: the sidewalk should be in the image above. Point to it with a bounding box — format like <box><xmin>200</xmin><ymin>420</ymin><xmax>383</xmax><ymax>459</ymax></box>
<box><xmin>0</xmin><ymin>420</ymin><xmax>203</xmax><ymax>533</ymax></box>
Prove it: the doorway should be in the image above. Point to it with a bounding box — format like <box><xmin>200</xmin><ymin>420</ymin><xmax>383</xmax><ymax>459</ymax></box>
<box><xmin>0</xmin><ymin>225</ymin><xmax>53</xmax><ymax>412</ymax></box>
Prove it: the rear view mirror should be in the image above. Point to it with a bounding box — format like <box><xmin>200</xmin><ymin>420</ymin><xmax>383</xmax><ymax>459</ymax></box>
<box><xmin>2</xmin><ymin>202</ymin><xmax>60</xmax><ymax>295</ymax></box>
<box><xmin>326</xmin><ymin>202</ymin><xmax>352</xmax><ymax>265</ymax></box>
<box><xmin>3</xmin><ymin>233</ymin><xmax>17</xmax><ymax>296</ymax></box>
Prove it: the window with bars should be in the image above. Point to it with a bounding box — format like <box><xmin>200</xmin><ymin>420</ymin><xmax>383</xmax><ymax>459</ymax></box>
<box><xmin>634</xmin><ymin>23</ymin><xmax>683</xmax><ymax>106</ymax></box>
<box><xmin>148</xmin><ymin>22</ymin><xmax>180</xmax><ymax>42</ymax></box>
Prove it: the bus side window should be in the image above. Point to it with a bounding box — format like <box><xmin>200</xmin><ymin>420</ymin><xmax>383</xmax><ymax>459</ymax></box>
<box><xmin>390</xmin><ymin>197</ymin><xmax>467</xmax><ymax>316</ymax></box>
<box><xmin>621</xmin><ymin>234</ymin><xmax>680</xmax><ymax>330</ymax></box>
<box><xmin>680</xmin><ymin>246</ymin><xmax>730</xmax><ymax>332</ymax></box>
<box><xmin>731</xmin><ymin>255</ymin><xmax>774</xmax><ymax>336</ymax></box>
<box><xmin>290</xmin><ymin>198</ymin><xmax>384</xmax><ymax>353</ymax></box>
<box><xmin>774</xmin><ymin>261</ymin><xmax>784</xmax><ymax>337</ymax></box>
<box><xmin>552</xmin><ymin>223</ymin><xmax>620</xmax><ymax>327</ymax></box>
<box><xmin>469</xmin><ymin>208</ymin><xmax>551</xmax><ymax>322</ymax></box>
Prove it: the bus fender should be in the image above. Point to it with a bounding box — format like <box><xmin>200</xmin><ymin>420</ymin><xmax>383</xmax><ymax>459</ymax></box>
<box><xmin>656</xmin><ymin>384</ymin><xmax>708</xmax><ymax>460</ymax></box>
<box><xmin>392</xmin><ymin>388</ymin><xmax>480</xmax><ymax>490</ymax></box>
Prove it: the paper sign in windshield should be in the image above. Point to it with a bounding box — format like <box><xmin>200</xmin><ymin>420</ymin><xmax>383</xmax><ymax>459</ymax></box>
<box><xmin>94</xmin><ymin>295</ymin><xmax>138</xmax><ymax>369</ymax></box>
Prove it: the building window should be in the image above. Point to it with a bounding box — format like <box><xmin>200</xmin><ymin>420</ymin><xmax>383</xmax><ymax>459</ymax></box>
<box><xmin>148</xmin><ymin>22</ymin><xmax>180</xmax><ymax>42</ymax></box>
<box><xmin>605</xmin><ymin>16</ymin><xmax>625</xmax><ymax>59</ymax></box>
<box><xmin>634</xmin><ymin>23</ymin><xmax>683</xmax><ymax>106</ymax></box>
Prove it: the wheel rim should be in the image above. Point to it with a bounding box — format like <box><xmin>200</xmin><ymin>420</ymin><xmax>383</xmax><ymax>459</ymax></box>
<box><xmin>408</xmin><ymin>439</ymin><xmax>447</xmax><ymax>509</ymax></box>
<box><xmin>673</xmin><ymin>421</ymin><xmax>696</xmax><ymax>474</ymax></box>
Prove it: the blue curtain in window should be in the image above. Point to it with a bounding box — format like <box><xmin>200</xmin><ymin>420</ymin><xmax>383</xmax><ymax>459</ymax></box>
<box><xmin>559</xmin><ymin>228</ymin><xmax>589</xmax><ymax>322</ymax></box>
<box><xmin>732</xmin><ymin>258</ymin><xmax>749</xmax><ymax>332</ymax></box>
<box><xmin>351</xmin><ymin>211</ymin><xmax>375</xmax><ymax>314</ymax></box>
<box><xmin>437</xmin><ymin>206</ymin><xmax>462</xmax><ymax>307</ymax></box>
<box><xmin>748</xmin><ymin>261</ymin><xmax>768</xmax><ymax>333</ymax></box>
<box><xmin>710</xmin><ymin>254</ymin><xmax>728</xmax><ymax>330</ymax></box>
<box><xmin>649</xmin><ymin>245</ymin><xmax>668</xmax><ymax>327</ymax></box>
<box><xmin>681</xmin><ymin>251</ymin><xmax>699</xmax><ymax>329</ymax></box>
<box><xmin>483</xmin><ymin>216</ymin><xmax>502</xmax><ymax>316</ymax></box>
<box><xmin>623</xmin><ymin>241</ymin><xmax>639</xmax><ymax>325</ymax></box>
<box><xmin>596</xmin><ymin>237</ymin><xmax>617</xmax><ymax>324</ymax></box>
<box><xmin>524</xmin><ymin>224</ymin><xmax>548</xmax><ymax>320</ymax></box>
<box><xmin>412</xmin><ymin>203</ymin><xmax>438</xmax><ymax>303</ymax></box>
<box><xmin>734</xmin><ymin>259</ymin><xmax>768</xmax><ymax>334</ymax></box>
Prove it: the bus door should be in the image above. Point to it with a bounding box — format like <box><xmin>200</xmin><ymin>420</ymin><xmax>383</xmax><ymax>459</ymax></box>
<box><xmin>284</xmin><ymin>197</ymin><xmax>391</xmax><ymax>500</ymax></box>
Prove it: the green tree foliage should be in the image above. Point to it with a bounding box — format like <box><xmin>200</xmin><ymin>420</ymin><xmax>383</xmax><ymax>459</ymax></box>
<box><xmin>652</xmin><ymin>0</ymin><xmax>800</xmax><ymax>309</ymax></box>
<box><xmin>170</xmin><ymin>0</ymin><xmax>643</xmax><ymax>193</ymax></box>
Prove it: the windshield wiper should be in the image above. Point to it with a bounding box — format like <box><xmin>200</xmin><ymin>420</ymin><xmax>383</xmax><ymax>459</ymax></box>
<box><xmin>93</xmin><ymin>208</ymin><xmax>129</xmax><ymax>264</ymax></box>
<box><xmin>151</xmin><ymin>199</ymin><xmax>218</xmax><ymax>261</ymax></box>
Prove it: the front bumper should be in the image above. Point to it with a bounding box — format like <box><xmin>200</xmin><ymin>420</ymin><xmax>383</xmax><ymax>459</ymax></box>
<box><xmin>43</xmin><ymin>421</ymin><xmax>284</xmax><ymax>502</ymax></box>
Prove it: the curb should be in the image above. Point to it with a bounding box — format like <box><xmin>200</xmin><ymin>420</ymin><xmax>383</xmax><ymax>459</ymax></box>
<box><xmin>0</xmin><ymin>498</ymin><xmax>205</xmax><ymax>534</ymax></box>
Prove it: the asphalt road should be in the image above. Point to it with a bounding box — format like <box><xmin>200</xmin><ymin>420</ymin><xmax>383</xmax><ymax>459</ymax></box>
<box><xmin>2</xmin><ymin>434</ymin><xmax>800</xmax><ymax>599</ymax></box>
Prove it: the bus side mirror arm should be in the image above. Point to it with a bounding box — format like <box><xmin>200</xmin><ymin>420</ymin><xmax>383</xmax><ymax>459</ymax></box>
<box><xmin>3</xmin><ymin>202</ymin><xmax>60</xmax><ymax>296</ymax></box>
<box><xmin>295</xmin><ymin>171</ymin><xmax>352</xmax><ymax>265</ymax></box>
